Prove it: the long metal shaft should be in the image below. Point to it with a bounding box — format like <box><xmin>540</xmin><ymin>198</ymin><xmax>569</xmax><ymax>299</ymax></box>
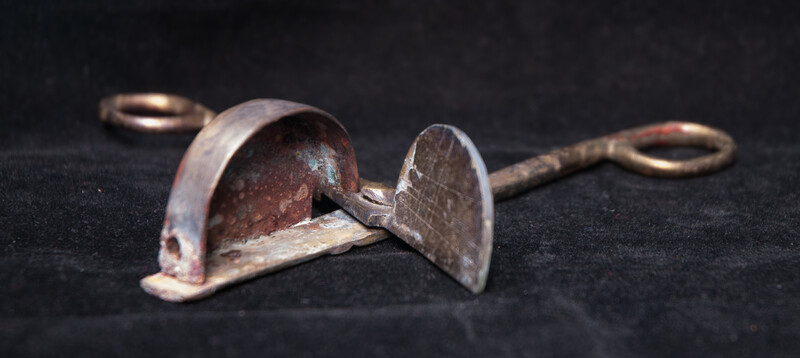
<box><xmin>489</xmin><ymin>122</ymin><xmax>736</xmax><ymax>201</ymax></box>
<box><xmin>489</xmin><ymin>138</ymin><xmax>607</xmax><ymax>201</ymax></box>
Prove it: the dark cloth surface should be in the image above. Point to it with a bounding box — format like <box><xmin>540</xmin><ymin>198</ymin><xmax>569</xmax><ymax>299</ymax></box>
<box><xmin>2</xmin><ymin>1</ymin><xmax>799</xmax><ymax>357</ymax></box>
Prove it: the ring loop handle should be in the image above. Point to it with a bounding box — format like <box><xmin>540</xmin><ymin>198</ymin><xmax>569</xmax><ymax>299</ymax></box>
<box><xmin>99</xmin><ymin>93</ymin><xmax>216</xmax><ymax>133</ymax></box>
<box><xmin>607</xmin><ymin>121</ymin><xmax>737</xmax><ymax>178</ymax></box>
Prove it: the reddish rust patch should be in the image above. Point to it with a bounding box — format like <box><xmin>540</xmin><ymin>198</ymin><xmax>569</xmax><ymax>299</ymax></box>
<box><xmin>205</xmin><ymin>115</ymin><xmax>358</xmax><ymax>251</ymax></box>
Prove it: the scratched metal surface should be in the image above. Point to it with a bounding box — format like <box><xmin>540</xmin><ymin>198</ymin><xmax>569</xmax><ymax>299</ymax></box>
<box><xmin>390</xmin><ymin>125</ymin><xmax>494</xmax><ymax>293</ymax></box>
<box><xmin>2</xmin><ymin>1</ymin><xmax>800</xmax><ymax>357</ymax></box>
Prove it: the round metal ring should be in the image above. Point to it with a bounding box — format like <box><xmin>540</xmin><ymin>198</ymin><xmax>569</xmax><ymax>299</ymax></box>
<box><xmin>609</xmin><ymin>122</ymin><xmax>737</xmax><ymax>178</ymax></box>
<box><xmin>99</xmin><ymin>93</ymin><xmax>216</xmax><ymax>133</ymax></box>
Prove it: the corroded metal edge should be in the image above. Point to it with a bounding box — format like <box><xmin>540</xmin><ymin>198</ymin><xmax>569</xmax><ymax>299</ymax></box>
<box><xmin>144</xmin><ymin>117</ymin><xmax>737</xmax><ymax>301</ymax></box>
<box><xmin>142</xmin><ymin>210</ymin><xmax>389</xmax><ymax>302</ymax></box>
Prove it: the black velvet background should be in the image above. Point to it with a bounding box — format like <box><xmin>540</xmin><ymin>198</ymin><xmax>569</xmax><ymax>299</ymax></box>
<box><xmin>2</xmin><ymin>1</ymin><xmax>799</xmax><ymax>357</ymax></box>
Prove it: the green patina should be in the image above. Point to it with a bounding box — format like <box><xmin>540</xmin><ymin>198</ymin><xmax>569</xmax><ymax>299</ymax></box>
<box><xmin>294</xmin><ymin>141</ymin><xmax>340</xmax><ymax>187</ymax></box>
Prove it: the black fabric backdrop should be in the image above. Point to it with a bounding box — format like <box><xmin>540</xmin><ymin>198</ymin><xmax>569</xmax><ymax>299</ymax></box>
<box><xmin>2</xmin><ymin>1</ymin><xmax>799</xmax><ymax>357</ymax></box>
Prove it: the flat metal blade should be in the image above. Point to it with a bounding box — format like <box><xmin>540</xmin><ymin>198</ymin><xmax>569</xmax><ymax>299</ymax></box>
<box><xmin>141</xmin><ymin>210</ymin><xmax>389</xmax><ymax>302</ymax></box>
<box><xmin>389</xmin><ymin>125</ymin><xmax>494</xmax><ymax>293</ymax></box>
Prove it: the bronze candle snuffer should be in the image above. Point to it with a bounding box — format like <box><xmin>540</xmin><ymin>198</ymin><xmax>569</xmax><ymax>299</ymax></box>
<box><xmin>100</xmin><ymin>93</ymin><xmax>736</xmax><ymax>302</ymax></box>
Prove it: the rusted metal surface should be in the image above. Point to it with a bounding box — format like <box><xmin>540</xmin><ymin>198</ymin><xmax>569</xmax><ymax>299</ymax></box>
<box><xmin>322</xmin><ymin>122</ymin><xmax>736</xmax><ymax>293</ymax></box>
<box><xmin>205</xmin><ymin>115</ymin><xmax>357</xmax><ymax>252</ymax></box>
<box><xmin>142</xmin><ymin>210</ymin><xmax>388</xmax><ymax>302</ymax></box>
<box><xmin>118</xmin><ymin>94</ymin><xmax>736</xmax><ymax>301</ymax></box>
<box><xmin>157</xmin><ymin>99</ymin><xmax>359</xmax><ymax>284</ymax></box>
<box><xmin>323</xmin><ymin>125</ymin><xmax>494</xmax><ymax>293</ymax></box>
<box><xmin>99</xmin><ymin>93</ymin><xmax>215</xmax><ymax>133</ymax></box>
<box><xmin>323</xmin><ymin>122</ymin><xmax>736</xmax><ymax>294</ymax></box>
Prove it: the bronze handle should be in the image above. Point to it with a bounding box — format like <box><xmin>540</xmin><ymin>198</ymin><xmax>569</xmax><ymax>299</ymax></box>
<box><xmin>489</xmin><ymin>122</ymin><xmax>737</xmax><ymax>201</ymax></box>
